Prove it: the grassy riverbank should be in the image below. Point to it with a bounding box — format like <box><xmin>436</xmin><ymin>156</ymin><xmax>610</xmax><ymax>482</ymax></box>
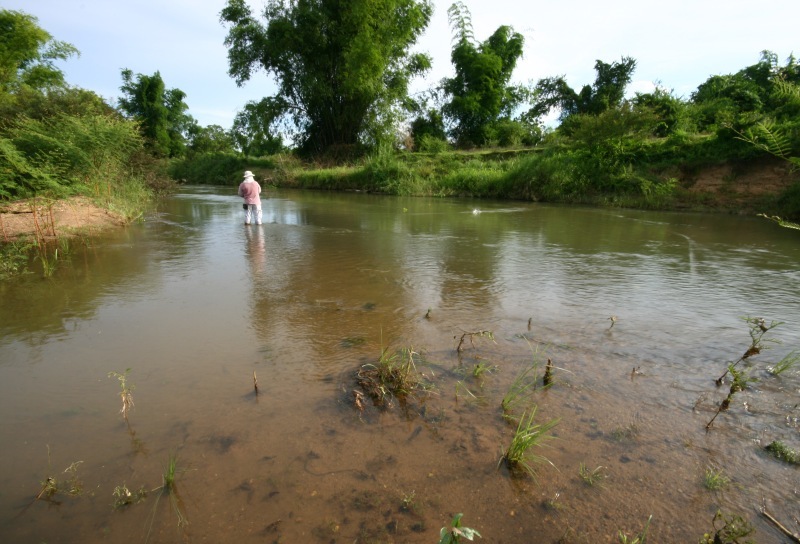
<box><xmin>172</xmin><ymin>135</ymin><xmax>800</xmax><ymax>221</ymax></box>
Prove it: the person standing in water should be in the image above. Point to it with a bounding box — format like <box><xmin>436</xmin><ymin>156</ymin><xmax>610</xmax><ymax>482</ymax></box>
<box><xmin>238</xmin><ymin>171</ymin><xmax>262</xmax><ymax>225</ymax></box>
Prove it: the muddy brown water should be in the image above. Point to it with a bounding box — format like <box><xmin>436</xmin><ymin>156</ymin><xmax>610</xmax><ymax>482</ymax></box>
<box><xmin>1</xmin><ymin>186</ymin><xmax>799</xmax><ymax>543</ymax></box>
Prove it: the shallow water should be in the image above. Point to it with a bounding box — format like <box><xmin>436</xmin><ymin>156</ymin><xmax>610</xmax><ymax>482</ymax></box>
<box><xmin>1</xmin><ymin>186</ymin><xmax>799</xmax><ymax>543</ymax></box>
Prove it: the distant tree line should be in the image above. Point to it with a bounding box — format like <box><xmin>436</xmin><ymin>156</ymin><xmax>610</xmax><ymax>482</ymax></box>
<box><xmin>2</xmin><ymin>3</ymin><xmax>799</xmax><ymax>209</ymax></box>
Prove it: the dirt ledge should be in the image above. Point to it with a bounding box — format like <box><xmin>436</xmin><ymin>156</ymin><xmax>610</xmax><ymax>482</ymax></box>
<box><xmin>0</xmin><ymin>196</ymin><xmax>127</xmax><ymax>243</ymax></box>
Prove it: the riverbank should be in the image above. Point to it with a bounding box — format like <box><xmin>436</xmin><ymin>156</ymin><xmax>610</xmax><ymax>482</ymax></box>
<box><xmin>0</xmin><ymin>197</ymin><xmax>128</xmax><ymax>242</ymax></box>
<box><xmin>3</xmin><ymin>154</ymin><xmax>797</xmax><ymax>243</ymax></box>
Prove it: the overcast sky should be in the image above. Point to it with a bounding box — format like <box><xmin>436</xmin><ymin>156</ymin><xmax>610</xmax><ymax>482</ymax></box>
<box><xmin>6</xmin><ymin>0</ymin><xmax>799</xmax><ymax>128</ymax></box>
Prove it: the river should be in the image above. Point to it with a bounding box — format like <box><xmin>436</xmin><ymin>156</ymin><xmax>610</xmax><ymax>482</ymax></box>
<box><xmin>1</xmin><ymin>185</ymin><xmax>798</xmax><ymax>543</ymax></box>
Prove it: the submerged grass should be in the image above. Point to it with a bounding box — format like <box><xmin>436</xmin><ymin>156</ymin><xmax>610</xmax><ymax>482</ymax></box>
<box><xmin>500</xmin><ymin>407</ymin><xmax>559</xmax><ymax>480</ymax></box>
<box><xmin>764</xmin><ymin>440</ymin><xmax>799</xmax><ymax>465</ymax></box>
<box><xmin>501</xmin><ymin>345</ymin><xmax>547</xmax><ymax>419</ymax></box>
<box><xmin>703</xmin><ymin>467</ymin><xmax>731</xmax><ymax>490</ymax></box>
<box><xmin>144</xmin><ymin>453</ymin><xmax>188</xmax><ymax>543</ymax></box>
<box><xmin>356</xmin><ymin>346</ymin><xmax>430</xmax><ymax>407</ymax></box>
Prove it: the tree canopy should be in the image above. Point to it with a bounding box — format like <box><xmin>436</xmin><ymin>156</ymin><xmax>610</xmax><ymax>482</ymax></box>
<box><xmin>0</xmin><ymin>9</ymin><xmax>78</xmax><ymax>112</ymax></box>
<box><xmin>530</xmin><ymin>56</ymin><xmax>637</xmax><ymax>123</ymax></box>
<box><xmin>441</xmin><ymin>1</ymin><xmax>526</xmax><ymax>147</ymax></box>
<box><xmin>118</xmin><ymin>69</ymin><xmax>193</xmax><ymax>157</ymax></box>
<box><xmin>220</xmin><ymin>0</ymin><xmax>433</xmax><ymax>153</ymax></box>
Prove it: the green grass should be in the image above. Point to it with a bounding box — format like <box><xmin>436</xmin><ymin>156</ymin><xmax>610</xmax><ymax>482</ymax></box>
<box><xmin>618</xmin><ymin>515</ymin><xmax>652</xmax><ymax>544</ymax></box>
<box><xmin>579</xmin><ymin>463</ymin><xmax>607</xmax><ymax>487</ymax></box>
<box><xmin>765</xmin><ymin>440</ymin><xmax>799</xmax><ymax>465</ymax></box>
<box><xmin>703</xmin><ymin>467</ymin><xmax>731</xmax><ymax>490</ymax></box>
<box><xmin>356</xmin><ymin>346</ymin><xmax>430</xmax><ymax>406</ymax></box>
<box><xmin>500</xmin><ymin>407</ymin><xmax>559</xmax><ymax>479</ymax></box>
<box><xmin>767</xmin><ymin>350</ymin><xmax>799</xmax><ymax>376</ymax></box>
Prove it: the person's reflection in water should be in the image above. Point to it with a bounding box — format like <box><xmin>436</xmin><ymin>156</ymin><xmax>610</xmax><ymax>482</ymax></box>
<box><xmin>245</xmin><ymin>224</ymin><xmax>266</xmax><ymax>277</ymax></box>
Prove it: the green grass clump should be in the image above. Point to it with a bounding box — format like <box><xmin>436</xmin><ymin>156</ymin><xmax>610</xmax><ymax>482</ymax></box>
<box><xmin>579</xmin><ymin>463</ymin><xmax>607</xmax><ymax>486</ymax></box>
<box><xmin>357</xmin><ymin>346</ymin><xmax>430</xmax><ymax>406</ymax></box>
<box><xmin>500</xmin><ymin>407</ymin><xmax>559</xmax><ymax>479</ymax></box>
<box><xmin>767</xmin><ymin>350</ymin><xmax>799</xmax><ymax>376</ymax></box>
<box><xmin>765</xmin><ymin>440</ymin><xmax>799</xmax><ymax>464</ymax></box>
<box><xmin>703</xmin><ymin>467</ymin><xmax>730</xmax><ymax>490</ymax></box>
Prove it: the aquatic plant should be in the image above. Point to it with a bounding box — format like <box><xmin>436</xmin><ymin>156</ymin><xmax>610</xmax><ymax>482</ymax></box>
<box><xmin>113</xmin><ymin>484</ymin><xmax>147</xmax><ymax>509</ymax></box>
<box><xmin>356</xmin><ymin>346</ymin><xmax>429</xmax><ymax>406</ymax></box>
<box><xmin>715</xmin><ymin>316</ymin><xmax>782</xmax><ymax>386</ymax></box>
<box><xmin>471</xmin><ymin>362</ymin><xmax>497</xmax><ymax>379</ymax></box>
<box><xmin>698</xmin><ymin>510</ymin><xmax>755</xmax><ymax>544</ymax></box>
<box><xmin>764</xmin><ymin>440</ymin><xmax>799</xmax><ymax>465</ymax></box>
<box><xmin>438</xmin><ymin>513</ymin><xmax>481</xmax><ymax>543</ymax></box>
<box><xmin>500</xmin><ymin>407</ymin><xmax>559</xmax><ymax>479</ymax></box>
<box><xmin>145</xmin><ymin>453</ymin><xmax>188</xmax><ymax>543</ymax></box>
<box><xmin>34</xmin><ymin>459</ymin><xmax>83</xmax><ymax>502</ymax></box>
<box><xmin>108</xmin><ymin>368</ymin><xmax>135</xmax><ymax>419</ymax></box>
<box><xmin>610</xmin><ymin>421</ymin><xmax>640</xmax><ymax>442</ymax></box>
<box><xmin>707</xmin><ymin>365</ymin><xmax>756</xmax><ymax>429</ymax></box>
<box><xmin>455</xmin><ymin>380</ymin><xmax>479</xmax><ymax>402</ymax></box>
<box><xmin>618</xmin><ymin>515</ymin><xmax>651</xmax><ymax>544</ymax></box>
<box><xmin>579</xmin><ymin>462</ymin><xmax>607</xmax><ymax>487</ymax></box>
<box><xmin>543</xmin><ymin>491</ymin><xmax>563</xmax><ymax>511</ymax></box>
<box><xmin>455</xmin><ymin>329</ymin><xmax>495</xmax><ymax>353</ymax></box>
<box><xmin>767</xmin><ymin>350</ymin><xmax>799</xmax><ymax>376</ymax></box>
<box><xmin>400</xmin><ymin>490</ymin><xmax>417</xmax><ymax>513</ymax></box>
<box><xmin>501</xmin><ymin>358</ymin><xmax>541</xmax><ymax>418</ymax></box>
<box><xmin>703</xmin><ymin>466</ymin><xmax>730</xmax><ymax>490</ymax></box>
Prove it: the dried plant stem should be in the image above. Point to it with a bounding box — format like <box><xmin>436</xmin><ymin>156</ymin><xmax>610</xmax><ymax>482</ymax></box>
<box><xmin>761</xmin><ymin>500</ymin><xmax>800</xmax><ymax>543</ymax></box>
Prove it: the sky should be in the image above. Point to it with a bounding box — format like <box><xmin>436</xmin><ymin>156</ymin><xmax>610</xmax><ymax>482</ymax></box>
<box><xmin>5</xmin><ymin>0</ymin><xmax>799</xmax><ymax>128</ymax></box>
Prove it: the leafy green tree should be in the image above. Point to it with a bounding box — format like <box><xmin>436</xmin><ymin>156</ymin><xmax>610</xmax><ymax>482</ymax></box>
<box><xmin>409</xmin><ymin>108</ymin><xmax>446</xmax><ymax>150</ymax></box>
<box><xmin>0</xmin><ymin>9</ymin><xmax>78</xmax><ymax>112</ymax></box>
<box><xmin>231</xmin><ymin>99</ymin><xmax>285</xmax><ymax>156</ymax></box>
<box><xmin>441</xmin><ymin>1</ymin><xmax>526</xmax><ymax>147</ymax></box>
<box><xmin>117</xmin><ymin>69</ymin><xmax>193</xmax><ymax>157</ymax></box>
<box><xmin>186</xmin><ymin>123</ymin><xmax>236</xmax><ymax>155</ymax></box>
<box><xmin>220</xmin><ymin>0</ymin><xmax>433</xmax><ymax>153</ymax></box>
<box><xmin>632</xmin><ymin>86</ymin><xmax>688</xmax><ymax>137</ymax></box>
<box><xmin>691</xmin><ymin>51</ymin><xmax>800</xmax><ymax>132</ymax></box>
<box><xmin>530</xmin><ymin>56</ymin><xmax>637</xmax><ymax>124</ymax></box>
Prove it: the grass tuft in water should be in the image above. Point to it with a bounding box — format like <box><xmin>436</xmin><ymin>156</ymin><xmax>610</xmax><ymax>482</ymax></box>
<box><xmin>703</xmin><ymin>466</ymin><xmax>731</xmax><ymax>490</ymax></box>
<box><xmin>438</xmin><ymin>513</ymin><xmax>481</xmax><ymax>543</ymax></box>
<box><xmin>499</xmin><ymin>406</ymin><xmax>559</xmax><ymax>480</ymax></box>
<box><xmin>501</xmin><ymin>359</ymin><xmax>541</xmax><ymax>418</ymax></box>
<box><xmin>357</xmin><ymin>346</ymin><xmax>430</xmax><ymax>407</ymax></box>
<box><xmin>618</xmin><ymin>514</ymin><xmax>651</xmax><ymax>544</ymax></box>
<box><xmin>767</xmin><ymin>350</ymin><xmax>799</xmax><ymax>376</ymax></box>
<box><xmin>764</xmin><ymin>440</ymin><xmax>799</xmax><ymax>465</ymax></box>
<box><xmin>112</xmin><ymin>484</ymin><xmax>147</xmax><ymax>509</ymax></box>
<box><xmin>579</xmin><ymin>462</ymin><xmax>607</xmax><ymax>487</ymax></box>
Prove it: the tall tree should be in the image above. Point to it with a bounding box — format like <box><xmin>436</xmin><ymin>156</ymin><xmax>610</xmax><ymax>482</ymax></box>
<box><xmin>118</xmin><ymin>69</ymin><xmax>192</xmax><ymax>157</ymax></box>
<box><xmin>441</xmin><ymin>1</ymin><xmax>526</xmax><ymax>147</ymax></box>
<box><xmin>232</xmin><ymin>100</ymin><xmax>285</xmax><ymax>156</ymax></box>
<box><xmin>220</xmin><ymin>0</ymin><xmax>433</xmax><ymax>153</ymax></box>
<box><xmin>0</xmin><ymin>9</ymin><xmax>78</xmax><ymax>112</ymax></box>
<box><xmin>530</xmin><ymin>56</ymin><xmax>637</xmax><ymax>123</ymax></box>
<box><xmin>186</xmin><ymin>123</ymin><xmax>236</xmax><ymax>155</ymax></box>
